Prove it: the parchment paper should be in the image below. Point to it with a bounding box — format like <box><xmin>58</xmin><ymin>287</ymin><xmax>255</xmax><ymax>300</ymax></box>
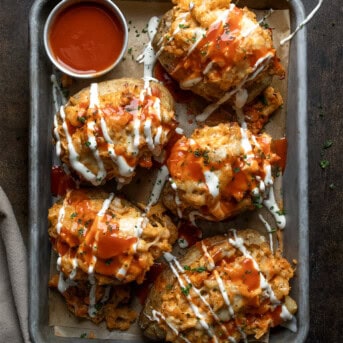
<box><xmin>48</xmin><ymin>1</ymin><xmax>291</xmax><ymax>340</ymax></box>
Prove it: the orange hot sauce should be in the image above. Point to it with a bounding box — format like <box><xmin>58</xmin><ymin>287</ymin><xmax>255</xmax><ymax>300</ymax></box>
<box><xmin>49</xmin><ymin>3</ymin><xmax>124</xmax><ymax>74</ymax></box>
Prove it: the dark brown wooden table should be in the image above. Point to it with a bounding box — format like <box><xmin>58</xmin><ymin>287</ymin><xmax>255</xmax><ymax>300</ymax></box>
<box><xmin>0</xmin><ymin>0</ymin><xmax>341</xmax><ymax>342</ymax></box>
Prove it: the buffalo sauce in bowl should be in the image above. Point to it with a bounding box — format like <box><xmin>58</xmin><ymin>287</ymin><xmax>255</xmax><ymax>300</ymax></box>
<box><xmin>44</xmin><ymin>0</ymin><xmax>128</xmax><ymax>78</ymax></box>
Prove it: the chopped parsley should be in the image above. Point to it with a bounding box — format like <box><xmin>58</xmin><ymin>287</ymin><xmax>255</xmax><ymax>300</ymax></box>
<box><xmin>181</xmin><ymin>284</ymin><xmax>192</xmax><ymax>296</ymax></box>
<box><xmin>95</xmin><ymin>303</ymin><xmax>103</xmax><ymax>311</ymax></box>
<box><xmin>77</xmin><ymin>116</ymin><xmax>86</xmax><ymax>124</ymax></box>
<box><xmin>105</xmin><ymin>258</ymin><xmax>113</xmax><ymax>265</ymax></box>
<box><xmin>85</xmin><ymin>141</ymin><xmax>91</xmax><ymax>147</ymax></box>
<box><xmin>78</xmin><ymin>228</ymin><xmax>84</xmax><ymax>236</ymax></box>
<box><xmin>183</xmin><ymin>265</ymin><xmax>191</xmax><ymax>271</ymax></box>
<box><xmin>323</xmin><ymin>140</ymin><xmax>333</xmax><ymax>149</ymax></box>
<box><xmin>319</xmin><ymin>159</ymin><xmax>330</xmax><ymax>169</ymax></box>
<box><xmin>70</xmin><ymin>212</ymin><xmax>77</xmax><ymax>219</ymax></box>
<box><xmin>179</xmin><ymin>24</ymin><xmax>190</xmax><ymax>29</ymax></box>
<box><xmin>192</xmin><ymin>266</ymin><xmax>206</xmax><ymax>273</ymax></box>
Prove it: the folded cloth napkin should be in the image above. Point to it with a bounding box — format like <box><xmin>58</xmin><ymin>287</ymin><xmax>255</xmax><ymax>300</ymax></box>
<box><xmin>0</xmin><ymin>187</ymin><xmax>31</xmax><ymax>343</ymax></box>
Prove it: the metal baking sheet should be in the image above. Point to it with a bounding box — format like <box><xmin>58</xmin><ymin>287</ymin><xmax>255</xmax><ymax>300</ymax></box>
<box><xmin>29</xmin><ymin>0</ymin><xmax>309</xmax><ymax>342</ymax></box>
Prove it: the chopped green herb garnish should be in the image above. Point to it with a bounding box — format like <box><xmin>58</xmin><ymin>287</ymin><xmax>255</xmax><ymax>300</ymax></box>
<box><xmin>78</xmin><ymin>228</ymin><xmax>84</xmax><ymax>236</ymax></box>
<box><xmin>323</xmin><ymin>140</ymin><xmax>333</xmax><ymax>149</ymax></box>
<box><xmin>329</xmin><ymin>183</ymin><xmax>335</xmax><ymax>190</ymax></box>
<box><xmin>181</xmin><ymin>284</ymin><xmax>192</xmax><ymax>296</ymax></box>
<box><xmin>319</xmin><ymin>159</ymin><xmax>330</xmax><ymax>169</ymax></box>
<box><xmin>183</xmin><ymin>265</ymin><xmax>191</xmax><ymax>271</ymax></box>
<box><xmin>77</xmin><ymin>116</ymin><xmax>86</xmax><ymax>124</ymax></box>
<box><xmin>105</xmin><ymin>258</ymin><xmax>113</xmax><ymax>265</ymax></box>
<box><xmin>80</xmin><ymin>333</ymin><xmax>87</xmax><ymax>338</ymax></box>
<box><xmin>192</xmin><ymin>266</ymin><xmax>206</xmax><ymax>273</ymax></box>
<box><xmin>70</xmin><ymin>212</ymin><xmax>77</xmax><ymax>219</ymax></box>
<box><xmin>233</xmin><ymin>167</ymin><xmax>240</xmax><ymax>173</ymax></box>
<box><xmin>179</xmin><ymin>24</ymin><xmax>190</xmax><ymax>29</ymax></box>
<box><xmin>85</xmin><ymin>141</ymin><xmax>91</xmax><ymax>147</ymax></box>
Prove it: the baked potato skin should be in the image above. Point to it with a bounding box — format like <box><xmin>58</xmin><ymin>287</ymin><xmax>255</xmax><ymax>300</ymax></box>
<box><xmin>152</xmin><ymin>1</ymin><xmax>284</xmax><ymax>105</ymax></box>
<box><xmin>139</xmin><ymin>230</ymin><xmax>297</xmax><ymax>343</ymax></box>
<box><xmin>54</xmin><ymin>78</ymin><xmax>176</xmax><ymax>186</ymax></box>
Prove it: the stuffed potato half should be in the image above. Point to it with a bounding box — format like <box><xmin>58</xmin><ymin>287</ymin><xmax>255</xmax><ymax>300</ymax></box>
<box><xmin>53</xmin><ymin>78</ymin><xmax>176</xmax><ymax>186</ymax></box>
<box><xmin>152</xmin><ymin>0</ymin><xmax>285</xmax><ymax>107</ymax></box>
<box><xmin>140</xmin><ymin>229</ymin><xmax>297</xmax><ymax>343</ymax></box>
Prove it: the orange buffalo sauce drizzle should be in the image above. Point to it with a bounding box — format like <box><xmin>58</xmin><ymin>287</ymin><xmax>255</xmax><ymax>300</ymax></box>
<box><xmin>54</xmin><ymin>190</ymin><xmax>138</xmax><ymax>278</ymax></box>
<box><xmin>49</xmin><ymin>3</ymin><xmax>124</xmax><ymax>73</ymax></box>
<box><xmin>171</xmin><ymin>6</ymin><xmax>273</xmax><ymax>84</ymax></box>
<box><xmin>167</xmin><ymin>133</ymin><xmax>278</xmax><ymax>203</ymax></box>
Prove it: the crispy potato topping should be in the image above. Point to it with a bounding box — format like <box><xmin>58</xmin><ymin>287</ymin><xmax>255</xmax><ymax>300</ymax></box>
<box><xmin>140</xmin><ymin>229</ymin><xmax>297</xmax><ymax>342</ymax></box>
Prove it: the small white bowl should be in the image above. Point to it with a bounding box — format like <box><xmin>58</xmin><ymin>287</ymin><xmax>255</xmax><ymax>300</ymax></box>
<box><xmin>44</xmin><ymin>0</ymin><xmax>128</xmax><ymax>78</ymax></box>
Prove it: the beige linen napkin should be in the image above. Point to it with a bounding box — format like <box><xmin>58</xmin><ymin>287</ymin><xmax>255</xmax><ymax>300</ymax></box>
<box><xmin>0</xmin><ymin>187</ymin><xmax>31</xmax><ymax>343</ymax></box>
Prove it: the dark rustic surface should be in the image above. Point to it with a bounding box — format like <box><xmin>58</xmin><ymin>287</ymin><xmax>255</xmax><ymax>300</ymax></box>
<box><xmin>0</xmin><ymin>0</ymin><xmax>341</xmax><ymax>342</ymax></box>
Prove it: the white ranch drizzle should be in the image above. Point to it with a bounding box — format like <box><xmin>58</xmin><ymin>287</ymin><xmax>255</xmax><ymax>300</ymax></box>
<box><xmin>163</xmin><ymin>253</ymin><xmax>220</xmax><ymax>343</ymax></box>
<box><xmin>280</xmin><ymin>0</ymin><xmax>323</xmax><ymax>45</ymax></box>
<box><xmin>196</xmin><ymin>53</ymin><xmax>273</xmax><ymax>122</ymax></box>
<box><xmin>258</xmin><ymin>213</ymin><xmax>274</xmax><ymax>253</ymax></box>
<box><xmin>144</xmin><ymin>118</ymin><xmax>155</xmax><ymax>151</ymax></box>
<box><xmin>147</xmin><ymin>310</ymin><xmax>192</xmax><ymax>343</ymax></box>
<box><xmin>170</xmin><ymin>178</ymin><xmax>183</xmax><ymax>218</ymax></box>
<box><xmin>86</xmin><ymin>120</ymin><xmax>107</xmax><ymax>183</ymax></box>
<box><xmin>90</xmin><ymin>83</ymin><xmax>135</xmax><ymax>179</ymax></box>
<box><xmin>154</xmin><ymin>126</ymin><xmax>163</xmax><ymax>145</ymax></box>
<box><xmin>101</xmin><ymin>285</ymin><xmax>112</xmax><ymax>303</ymax></box>
<box><xmin>263</xmin><ymin>187</ymin><xmax>286</xmax><ymax>229</ymax></box>
<box><xmin>59</xmin><ymin>105</ymin><xmax>100</xmax><ymax>184</ymax></box>
<box><xmin>88</xmin><ymin>271</ymin><xmax>97</xmax><ymax>318</ymax></box>
<box><xmin>188</xmin><ymin>211</ymin><xmax>214</xmax><ymax>226</ymax></box>
<box><xmin>228</xmin><ymin>230</ymin><xmax>279</xmax><ymax>305</ymax></box>
<box><xmin>87</xmin><ymin>83</ymin><xmax>107</xmax><ymax>183</ymax></box>
<box><xmin>86</xmin><ymin>193</ymin><xmax>115</xmax><ymax>317</ymax></box>
<box><xmin>204</xmin><ymin>170</ymin><xmax>220</xmax><ymax>198</ymax></box>
<box><xmin>53</xmin><ymin>113</ymin><xmax>61</xmax><ymax>157</ymax></box>
<box><xmin>56</xmin><ymin>197</ymin><xmax>67</xmax><ymax>234</ymax></box>
<box><xmin>51</xmin><ymin>74</ymin><xmax>68</xmax><ymax>157</ymax></box>
<box><xmin>98</xmin><ymin>193</ymin><xmax>114</xmax><ymax>217</ymax></box>
<box><xmin>57</xmin><ymin>271</ymin><xmax>76</xmax><ymax>293</ymax></box>
<box><xmin>69</xmin><ymin>257</ymin><xmax>78</xmax><ymax>280</ymax></box>
<box><xmin>201</xmin><ymin>243</ymin><xmax>235</xmax><ymax>317</ymax></box>
<box><xmin>146</xmin><ymin>165</ymin><xmax>169</xmax><ymax>213</ymax></box>
<box><xmin>166</xmin><ymin>252</ymin><xmax>239</xmax><ymax>342</ymax></box>
<box><xmin>201</xmin><ymin>243</ymin><xmax>246</xmax><ymax>343</ymax></box>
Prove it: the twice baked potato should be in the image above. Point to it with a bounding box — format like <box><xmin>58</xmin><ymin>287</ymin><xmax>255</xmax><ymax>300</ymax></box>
<box><xmin>140</xmin><ymin>229</ymin><xmax>297</xmax><ymax>342</ymax></box>
<box><xmin>162</xmin><ymin>123</ymin><xmax>280</xmax><ymax>221</ymax></box>
<box><xmin>48</xmin><ymin>188</ymin><xmax>177</xmax><ymax>328</ymax></box>
<box><xmin>48</xmin><ymin>188</ymin><xmax>177</xmax><ymax>285</ymax></box>
<box><xmin>153</xmin><ymin>0</ymin><xmax>284</xmax><ymax>108</ymax></box>
<box><xmin>53</xmin><ymin>78</ymin><xmax>176</xmax><ymax>186</ymax></box>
